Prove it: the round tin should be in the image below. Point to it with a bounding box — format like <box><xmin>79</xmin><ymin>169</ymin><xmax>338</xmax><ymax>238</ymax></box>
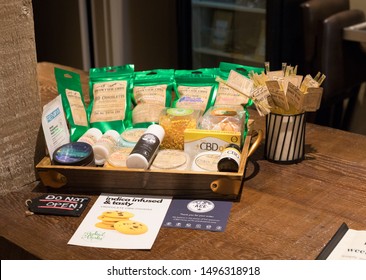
<box><xmin>120</xmin><ymin>128</ymin><xmax>147</xmax><ymax>147</ymax></box>
<box><xmin>106</xmin><ymin>147</ymin><xmax>133</xmax><ymax>168</ymax></box>
<box><xmin>53</xmin><ymin>142</ymin><xmax>95</xmax><ymax>166</ymax></box>
<box><xmin>191</xmin><ymin>151</ymin><xmax>221</xmax><ymax>172</ymax></box>
<box><xmin>151</xmin><ymin>149</ymin><xmax>190</xmax><ymax>170</ymax></box>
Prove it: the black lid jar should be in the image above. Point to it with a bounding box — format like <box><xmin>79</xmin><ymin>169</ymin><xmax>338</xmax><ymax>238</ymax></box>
<box><xmin>52</xmin><ymin>142</ymin><xmax>95</xmax><ymax>166</ymax></box>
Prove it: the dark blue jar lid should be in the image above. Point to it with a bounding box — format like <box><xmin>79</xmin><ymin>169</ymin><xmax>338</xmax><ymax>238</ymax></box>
<box><xmin>53</xmin><ymin>142</ymin><xmax>94</xmax><ymax>166</ymax></box>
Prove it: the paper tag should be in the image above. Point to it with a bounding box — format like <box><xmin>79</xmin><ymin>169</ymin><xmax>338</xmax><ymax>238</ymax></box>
<box><xmin>300</xmin><ymin>74</ymin><xmax>319</xmax><ymax>92</ymax></box>
<box><xmin>267</xmin><ymin>70</ymin><xmax>284</xmax><ymax>80</ymax></box>
<box><xmin>265</xmin><ymin>80</ymin><xmax>289</xmax><ymax>111</ymax></box>
<box><xmin>27</xmin><ymin>194</ymin><xmax>90</xmax><ymax>217</ymax></box>
<box><xmin>286</xmin><ymin>82</ymin><xmax>305</xmax><ymax>112</ymax></box>
<box><xmin>283</xmin><ymin>75</ymin><xmax>303</xmax><ymax>93</ymax></box>
<box><xmin>227</xmin><ymin>70</ymin><xmax>254</xmax><ymax>97</ymax></box>
<box><xmin>303</xmin><ymin>87</ymin><xmax>323</xmax><ymax>112</ymax></box>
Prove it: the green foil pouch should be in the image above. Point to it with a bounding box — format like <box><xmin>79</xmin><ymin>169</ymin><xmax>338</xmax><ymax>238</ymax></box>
<box><xmin>173</xmin><ymin>68</ymin><xmax>218</xmax><ymax>114</ymax></box>
<box><xmin>216</xmin><ymin>62</ymin><xmax>264</xmax><ymax>107</ymax></box>
<box><xmin>132</xmin><ymin>69</ymin><xmax>175</xmax><ymax>128</ymax></box>
<box><xmin>54</xmin><ymin>67</ymin><xmax>89</xmax><ymax>142</ymax></box>
<box><xmin>88</xmin><ymin>64</ymin><xmax>134</xmax><ymax>133</ymax></box>
<box><xmin>217</xmin><ymin>62</ymin><xmax>264</xmax><ymax>145</ymax></box>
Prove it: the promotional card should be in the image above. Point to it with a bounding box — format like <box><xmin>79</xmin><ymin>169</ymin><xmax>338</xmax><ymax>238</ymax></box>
<box><xmin>163</xmin><ymin>199</ymin><xmax>232</xmax><ymax>232</ymax></box>
<box><xmin>68</xmin><ymin>193</ymin><xmax>172</xmax><ymax>249</ymax></box>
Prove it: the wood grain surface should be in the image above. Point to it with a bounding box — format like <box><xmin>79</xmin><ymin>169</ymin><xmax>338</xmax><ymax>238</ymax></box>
<box><xmin>0</xmin><ymin>0</ymin><xmax>40</xmax><ymax>194</ymax></box>
<box><xmin>1</xmin><ymin>62</ymin><xmax>366</xmax><ymax>260</ymax></box>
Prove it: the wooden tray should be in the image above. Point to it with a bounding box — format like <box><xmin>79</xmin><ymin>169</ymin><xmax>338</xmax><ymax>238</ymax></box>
<box><xmin>36</xmin><ymin>127</ymin><xmax>262</xmax><ymax>201</ymax></box>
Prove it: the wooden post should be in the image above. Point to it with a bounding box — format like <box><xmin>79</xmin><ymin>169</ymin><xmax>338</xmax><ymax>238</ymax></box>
<box><xmin>0</xmin><ymin>0</ymin><xmax>41</xmax><ymax>194</ymax></box>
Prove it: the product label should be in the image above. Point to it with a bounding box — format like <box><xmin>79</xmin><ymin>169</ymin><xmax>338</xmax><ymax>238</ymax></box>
<box><xmin>219</xmin><ymin>147</ymin><xmax>241</xmax><ymax>165</ymax></box>
<box><xmin>42</xmin><ymin>95</ymin><xmax>70</xmax><ymax>160</ymax></box>
<box><xmin>98</xmin><ymin>135</ymin><xmax>118</xmax><ymax>151</ymax></box>
<box><xmin>78</xmin><ymin>134</ymin><xmax>98</xmax><ymax>146</ymax></box>
<box><xmin>166</xmin><ymin>108</ymin><xmax>194</xmax><ymax>117</ymax></box>
<box><xmin>176</xmin><ymin>85</ymin><xmax>212</xmax><ymax>111</ymax></box>
<box><xmin>286</xmin><ymin>82</ymin><xmax>305</xmax><ymax>112</ymax></box>
<box><xmin>215</xmin><ymin>83</ymin><xmax>249</xmax><ymax>105</ymax></box>
<box><xmin>91</xmin><ymin>81</ymin><xmax>127</xmax><ymax>123</ymax></box>
<box><xmin>265</xmin><ymin>80</ymin><xmax>289</xmax><ymax>111</ymax></box>
<box><xmin>227</xmin><ymin>70</ymin><xmax>254</xmax><ymax>97</ymax></box>
<box><xmin>65</xmin><ymin>89</ymin><xmax>88</xmax><ymax>126</ymax></box>
<box><xmin>133</xmin><ymin>85</ymin><xmax>167</xmax><ymax>105</ymax></box>
<box><xmin>132</xmin><ymin>103</ymin><xmax>165</xmax><ymax>124</ymax></box>
<box><xmin>131</xmin><ymin>133</ymin><xmax>160</xmax><ymax>163</ymax></box>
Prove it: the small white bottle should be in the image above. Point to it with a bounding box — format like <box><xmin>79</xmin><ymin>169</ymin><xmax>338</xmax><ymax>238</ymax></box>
<box><xmin>92</xmin><ymin>130</ymin><xmax>120</xmax><ymax>166</ymax></box>
<box><xmin>77</xmin><ymin>128</ymin><xmax>103</xmax><ymax>147</ymax></box>
<box><xmin>126</xmin><ymin>124</ymin><xmax>165</xmax><ymax>169</ymax></box>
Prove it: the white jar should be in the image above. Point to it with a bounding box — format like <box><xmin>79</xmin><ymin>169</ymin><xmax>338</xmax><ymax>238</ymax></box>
<box><xmin>126</xmin><ymin>124</ymin><xmax>165</xmax><ymax>169</ymax></box>
<box><xmin>93</xmin><ymin>130</ymin><xmax>120</xmax><ymax>166</ymax></box>
<box><xmin>77</xmin><ymin>128</ymin><xmax>102</xmax><ymax>146</ymax></box>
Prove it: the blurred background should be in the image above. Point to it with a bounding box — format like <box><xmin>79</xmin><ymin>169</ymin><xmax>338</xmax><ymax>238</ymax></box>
<box><xmin>32</xmin><ymin>0</ymin><xmax>366</xmax><ymax>134</ymax></box>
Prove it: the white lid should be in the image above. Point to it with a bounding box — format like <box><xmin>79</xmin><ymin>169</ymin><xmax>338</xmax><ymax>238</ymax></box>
<box><xmin>87</xmin><ymin>128</ymin><xmax>103</xmax><ymax>137</ymax></box>
<box><xmin>94</xmin><ymin>158</ymin><xmax>106</xmax><ymax>166</ymax></box>
<box><xmin>126</xmin><ymin>153</ymin><xmax>149</xmax><ymax>169</ymax></box>
<box><xmin>103</xmin><ymin>129</ymin><xmax>121</xmax><ymax>140</ymax></box>
<box><xmin>93</xmin><ymin>145</ymin><xmax>109</xmax><ymax>163</ymax></box>
<box><xmin>145</xmin><ymin>124</ymin><xmax>165</xmax><ymax>142</ymax></box>
<box><xmin>78</xmin><ymin>128</ymin><xmax>103</xmax><ymax>146</ymax></box>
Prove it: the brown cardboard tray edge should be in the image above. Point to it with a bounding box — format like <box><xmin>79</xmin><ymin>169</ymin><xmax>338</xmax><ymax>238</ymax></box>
<box><xmin>35</xmin><ymin>128</ymin><xmax>253</xmax><ymax>201</ymax></box>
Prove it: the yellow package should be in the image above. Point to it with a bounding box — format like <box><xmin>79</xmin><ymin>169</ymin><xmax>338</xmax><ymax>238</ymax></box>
<box><xmin>159</xmin><ymin>108</ymin><xmax>201</xmax><ymax>150</ymax></box>
<box><xmin>184</xmin><ymin>128</ymin><xmax>241</xmax><ymax>160</ymax></box>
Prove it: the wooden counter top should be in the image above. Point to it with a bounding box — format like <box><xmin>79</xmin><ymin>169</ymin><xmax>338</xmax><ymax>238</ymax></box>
<box><xmin>1</xmin><ymin>62</ymin><xmax>366</xmax><ymax>260</ymax></box>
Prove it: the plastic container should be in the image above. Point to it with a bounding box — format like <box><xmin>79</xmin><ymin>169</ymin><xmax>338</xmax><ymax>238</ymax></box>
<box><xmin>217</xmin><ymin>144</ymin><xmax>241</xmax><ymax>172</ymax></box>
<box><xmin>52</xmin><ymin>142</ymin><xmax>95</xmax><ymax>166</ymax></box>
<box><xmin>118</xmin><ymin>128</ymin><xmax>146</xmax><ymax>147</ymax></box>
<box><xmin>93</xmin><ymin>130</ymin><xmax>120</xmax><ymax>166</ymax></box>
<box><xmin>159</xmin><ymin>108</ymin><xmax>200</xmax><ymax>150</ymax></box>
<box><xmin>105</xmin><ymin>147</ymin><xmax>133</xmax><ymax>168</ymax></box>
<box><xmin>126</xmin><ymin>124</ymin><xmax>165</xmax><ymax>169</ymax></box>
<box><xmin>191</xmin><ymin>151</ymin><xmax>221</xmax><ymax>172</ymax></box>
<box><xmin>150</xmin><ymin>149</ymin><xmax>190</xmax><ymax>171</ymax></box>
<box><xmin>77</xmin><ymin>128</ymin><xmax>103</xmax><ymax>146</ymax></box>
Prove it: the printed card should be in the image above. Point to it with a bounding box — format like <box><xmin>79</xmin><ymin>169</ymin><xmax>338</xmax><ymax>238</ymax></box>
<box><xmin>68</xmin><ymin>194</ymin><xmax>172</xmax><ymax>249</ymax></box>
<box><xmin>265</xmin><ymin>80</ymin><xmax>289</xmax><ymax>111</ymax></box>
<box><xmin>162</xmin><ymin>199</ymin><xmax>232</xmax><ymax>232</ymax></box>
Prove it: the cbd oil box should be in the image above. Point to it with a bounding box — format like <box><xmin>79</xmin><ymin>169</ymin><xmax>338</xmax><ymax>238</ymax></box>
<box><xmin>184</xmin><ymin>128</ymin><xmax>241</xmax><ymax>159</ymax></box>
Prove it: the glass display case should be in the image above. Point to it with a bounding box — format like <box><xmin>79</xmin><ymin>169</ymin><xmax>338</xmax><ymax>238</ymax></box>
<box><xmin>191</xmin><ymin>0</ymin><xmax>266</xmax><ymax>68</ymax></box>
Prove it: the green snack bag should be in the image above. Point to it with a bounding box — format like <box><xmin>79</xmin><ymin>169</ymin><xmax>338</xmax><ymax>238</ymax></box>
<box><xmin>132</xmin><ymin>69</ymin><xmax>175</xmax><ymax>128</ymax></box>
<box><xmin>88</xmin><ymin>64</ymin><xmax>134</xmax><ymax>133</ymax></box>
<box><xmin>218</xmin><ymin>61</ymin><xmax>263</xmax><ymax>79</ymax></box>
<box><xmin>217</xmin><ymin>62</ymin><xmax>263</xmax><ymax>145</ymax></box>
<box><xmin>173</xmin><ymin>68</ymin><xmax>218</xmax><ymax>114</ymax></box>
<box><xmin>215</xmin><ymin>62</ymin><xmax>264</xmax><ymax>107</ymax></box>
<box><xmin>54</xmin><ymin>67</ymin><xmax>89</xmax><ymax>142</ymax></box>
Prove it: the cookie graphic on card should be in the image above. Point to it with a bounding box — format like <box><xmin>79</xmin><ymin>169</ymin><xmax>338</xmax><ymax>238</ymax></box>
<box><xmin>101</xmin><ymin>211</ymin><xmax>134</xmax><ymax>219</ymax></box>
<box><xmin>114</xmin><ymin>220</ymin><xmax>148</xmax><ymax>235</ymax></box>
<box><xmin>95</xmin><ymin>222</ymin><xmax>115</xmax><ymax>230</ymax></box>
